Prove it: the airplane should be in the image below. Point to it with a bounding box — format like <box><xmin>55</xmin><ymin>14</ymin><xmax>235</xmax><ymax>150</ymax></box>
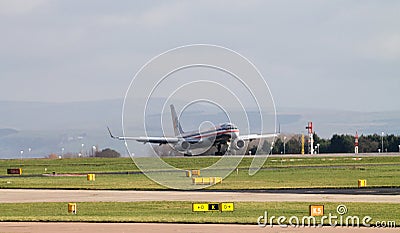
<box><xmin>108</xmin><ymin>104</ymin><xmax>277</xmax><ymax>156</ymax></box>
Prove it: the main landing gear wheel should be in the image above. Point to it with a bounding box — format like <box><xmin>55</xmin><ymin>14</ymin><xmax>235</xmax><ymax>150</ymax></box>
<box><xmin>215</xmin><ymin>143</ymin><xmax>227</xmax><ymax>156</ymax></box>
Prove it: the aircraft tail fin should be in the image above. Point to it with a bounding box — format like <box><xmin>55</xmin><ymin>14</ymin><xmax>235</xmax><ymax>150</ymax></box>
<box><xmin>170</xmin><ymin>104</ymin><xmax>184</xmax><ymax>136</ymax></box>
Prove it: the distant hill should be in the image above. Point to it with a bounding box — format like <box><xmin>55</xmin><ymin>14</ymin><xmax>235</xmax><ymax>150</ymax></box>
<box><xmin>0</xmin><ymin>99</ymin><xmax>125</xmax><ymax>158</ymax></box>
<box><xmin>0</xmin><ymin>99</ymin><xmax>123</xmax><ymax>131</ymax></box>
<box><xmin>0</xmin><ymin>128</ymin><xmax>18</xmax><ymax>137</ymax></box>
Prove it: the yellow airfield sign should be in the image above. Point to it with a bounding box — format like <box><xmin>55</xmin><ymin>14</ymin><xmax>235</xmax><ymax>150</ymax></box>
<box><xmin>221</xmin><ymin>202</ymin><xmax>234</xmax><ymax>212</ymax></box>
<box><xmin>309</xmin><ymin>205</ymin><xmax>324</xmax><ymax>216</ymax></box>
<box><xmin>192</xmin><ymin>203</ymin><xmax>208</xmax><ymax>211</ymax></box>
<box><xmin>192</xmin><ymin>202</ymin><xmax>234</xmax><ymax>212</ymax></box>
<box><xmin>192</xmin><ymin>203</ymin><xmax>219</xmax><ymax>212</ymax></box>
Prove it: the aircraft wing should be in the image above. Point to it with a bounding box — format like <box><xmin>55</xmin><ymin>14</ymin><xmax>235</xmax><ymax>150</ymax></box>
<box><xmin>107</xmin><ymin>127</ymin><xmax>179</xmax><ymax>143</ymax></box>
<box><xmin>107</xmin><ymin>127</ymin><xmax>201</xmax><ymax>144</ymax></box>
<box><xmin>118</xmin><ymin>136</ymin><xmax>180</xmax><ymax>144</ymax></box>
<box><xmin>239</xmin><ymin>134</ymin><xmax>278</xmax><ymax>141</ymax></box>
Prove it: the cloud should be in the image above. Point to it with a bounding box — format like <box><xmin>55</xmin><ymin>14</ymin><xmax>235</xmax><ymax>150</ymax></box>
<box><xmin>358</xmin><ymin>34</ymin><xmax>400</xmax><ymax>60</ymax></box>
<box><xmin>0</xmin><ymin>0</ymin><xmax>48</xmax><ymax>16</ymax></box>
<box><xmin>0</xmin><ymin>0</ymin><xmax>399</xmax><ymax>111</ymax></box>
<box><xmin>98</xmin><ymin>2</ymin><xmax>188</xmax><ymax>28</ymax></box>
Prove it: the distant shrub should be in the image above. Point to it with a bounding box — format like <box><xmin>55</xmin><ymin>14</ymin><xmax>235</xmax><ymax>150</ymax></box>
<box><xmin>48</xmin><ymin>153</ymin><xmax>58</xmax><ymax>159</ymax></box>
<box><xmin>94</xmin><ymin>148</ymin><xmax>121</xmax><ymax>158</ymax></box>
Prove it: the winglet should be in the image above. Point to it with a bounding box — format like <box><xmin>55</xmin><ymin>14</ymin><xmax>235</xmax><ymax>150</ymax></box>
<box><xmin>107</xmin><ymin>126</ymin><xmax>116</xmax><ymax>139</ymax></box>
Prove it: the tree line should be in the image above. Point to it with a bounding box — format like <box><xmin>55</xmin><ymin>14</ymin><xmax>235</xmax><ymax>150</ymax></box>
<box><xmin>48</xmin><ymin>148</ymin><xmax>121</xmax><ymax>159</ymax></box>
<box><xmin>270</xmin><ymin>133</ymin><xmax>400</xmax><ymax>154</ymax></box>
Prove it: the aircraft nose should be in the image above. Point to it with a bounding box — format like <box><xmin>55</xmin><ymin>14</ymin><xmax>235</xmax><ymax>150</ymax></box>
<box><xmin>232</xmin><ymin>131</ymin><xmax>239</xmax><ymax>139</ymax></box>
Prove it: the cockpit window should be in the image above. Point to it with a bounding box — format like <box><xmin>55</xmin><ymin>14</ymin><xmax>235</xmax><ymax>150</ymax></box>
<box><xmin>221</xmin><ymin>123</ymin><xmax>237</xmax><ymax>130</ymax></box>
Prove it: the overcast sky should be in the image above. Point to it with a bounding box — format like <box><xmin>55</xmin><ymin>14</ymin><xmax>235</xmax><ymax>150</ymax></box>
<box><xmin>1</xmin><ymin>0</ymin><xmax>399</xmax><ymax>112</ymax></box>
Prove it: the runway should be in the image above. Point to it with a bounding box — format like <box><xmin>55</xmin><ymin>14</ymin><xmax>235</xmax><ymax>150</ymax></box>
<box><xmin>0</xmin><ymin>222</ymin><xmax>398</xmax><ymax>233</ymax></box>
<box><xmin>250</xmin><ymin>187</ymin><xmax>400</xmax><ymax>195</ymax></box>
<box><xmin>1</xmin><ymin>189</ymin><xmax>399</xmax><ymax>203</ymax></box>
<box><xmin>265</xmin><ymin>153</ymin><xmax>400</xmax><ymax>158</ymax></box>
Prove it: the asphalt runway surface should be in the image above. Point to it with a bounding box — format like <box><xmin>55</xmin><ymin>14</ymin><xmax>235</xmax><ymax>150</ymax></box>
<box><xmin>1</xmin><ymin>189</ymin><xmax>399</xmax><ymax>203</ymax></box>
<box><xmin>265</xmin><ymin>153</ymin><xmax>400</xmax><ymax>158</ymax></box>
<box><xmin>250</xmin><ymin>187</ymin><xmax>400</xmax><ymax>195</ymax></box>
<box><xmin>0</xmin><ymin>222</ymin><xmax>398</xmax><ymax>233</ymax></box>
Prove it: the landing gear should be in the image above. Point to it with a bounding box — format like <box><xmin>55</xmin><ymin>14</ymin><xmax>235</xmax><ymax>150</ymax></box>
<box><xmin>183</xmin><ymin>151</ymin><xmax>193</xmax><ymax>157</ymax></box>
<box><xmin>214</xmin><ymin>143</ymin><xmax>227</xmax><ymax>156</ymax></box>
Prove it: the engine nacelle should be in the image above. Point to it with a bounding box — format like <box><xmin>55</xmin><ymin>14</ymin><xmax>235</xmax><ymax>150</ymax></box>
<box><xmin>232</xmin><ymin>138</ymin><xmax>245</xmax><ymax>150</ymax></box>
<box><xmin>174</xmin><ymin>140</ymin><xmax>190</xmax><ymax>152</ymax></box>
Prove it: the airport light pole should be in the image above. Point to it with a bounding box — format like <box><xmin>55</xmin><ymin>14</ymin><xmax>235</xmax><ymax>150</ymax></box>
<box><xmin>81</xmin><ymin>143</ymin><xmax>85</xmax><ymax>157</ymax></box>
<box><xmin>92</xmin><ymin>146</ymin><xmax>97</xmax><ymax>157</ymax></box>
<box><xmin>20</xmin><ymin>150</ymin><xmax>24</xmax><ymax>167</ymax></box>
<box><xmin>269</xmin><ymin>141</ymin><xmax>274</xmax><ymax>155</ymax></box>
<box><xmin>381</xmin><ymin>132</ymin><xmax>384</xmax><ymax>153</ymax></box>
<box><xmin>283</xmin><ymin>136</ymin><xmax>286</xmax><ymax>154</ymax></box>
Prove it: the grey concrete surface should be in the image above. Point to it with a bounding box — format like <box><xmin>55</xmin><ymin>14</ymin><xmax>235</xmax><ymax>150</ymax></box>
<box><xmin>1</xmin><ymin>189</ymin><xmax>399</xmax><ymax>203</ymax></box>
<box><xmin>0</xmin><ymin>222</ymin><xmax>398</xmax><ymax>233</ymax></box>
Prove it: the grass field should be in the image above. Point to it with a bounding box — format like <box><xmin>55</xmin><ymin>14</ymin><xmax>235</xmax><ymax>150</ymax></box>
<box><xmin>2</xmin><ymin>156</ymin><xmax>400</xmax><ymax>174</ymax></box>
<box><xmin>1</xmin><ymin>157</ymin><xmax>399</xmax><ymax>226</ymax></box>
<box><xmin>0</xmin><ymin>201</ymin><xmax>398</xmax><ymax>226</ymax></box>
<box><xmin>0</xmin><ymin>156</ymin><xmax>399</xmax><ymax>190</ymax></box>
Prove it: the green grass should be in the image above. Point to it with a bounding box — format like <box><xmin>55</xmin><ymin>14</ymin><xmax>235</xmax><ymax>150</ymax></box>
<box><xmin>0</xmin><ymin>156</ymin><xmax>399</xmax><ymax>190</ymax></box>
<box><xmin>0</xmin><ymin>201</ymin><xmax>398</xmax><ymax>226</ymax></box>
<box><xmin>2</xmin><ymin>156</ymin><xmax>400</xmax><ymax>175</ymax></box>
<box><xmin>0</xmin><ymin>157</ymin><xmax>138</xmax><ymax>175</ymax></box>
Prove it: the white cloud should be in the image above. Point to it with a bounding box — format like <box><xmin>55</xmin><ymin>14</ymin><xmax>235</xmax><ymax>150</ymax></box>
<box><xmin>139</xmin><ymin>2</ymin><xmax>187</xmax><ymax>27</ymax></box>
<box><xmin>0</xmin><ymin>0</ymin><xmax>399</xmax><ymax>111</ymax></box>
<box><xmin>98</xmin><ymin>2</ymin><xmax>187</xmax><ymax>28</ymax></box>
<box><xmin>0</xmin><ymin>0</ymin><xmax>48</xmax><ymax>16</ymax></box>
<box><xmin>359</xmin><ymin>34</ymin><xmax>400</xmax><ymax>60</ymax></box>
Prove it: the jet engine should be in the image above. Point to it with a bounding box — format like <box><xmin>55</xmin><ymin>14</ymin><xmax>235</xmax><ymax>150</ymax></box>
<box><xmin>232</xmin><ymin>138</ymin><xmax>245</xmax><ymax>150</ymax></box>
<box><xmin>174</xmin><ymin>140</ymin><xmax>190</xmax><ymax>152</ymax></box>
